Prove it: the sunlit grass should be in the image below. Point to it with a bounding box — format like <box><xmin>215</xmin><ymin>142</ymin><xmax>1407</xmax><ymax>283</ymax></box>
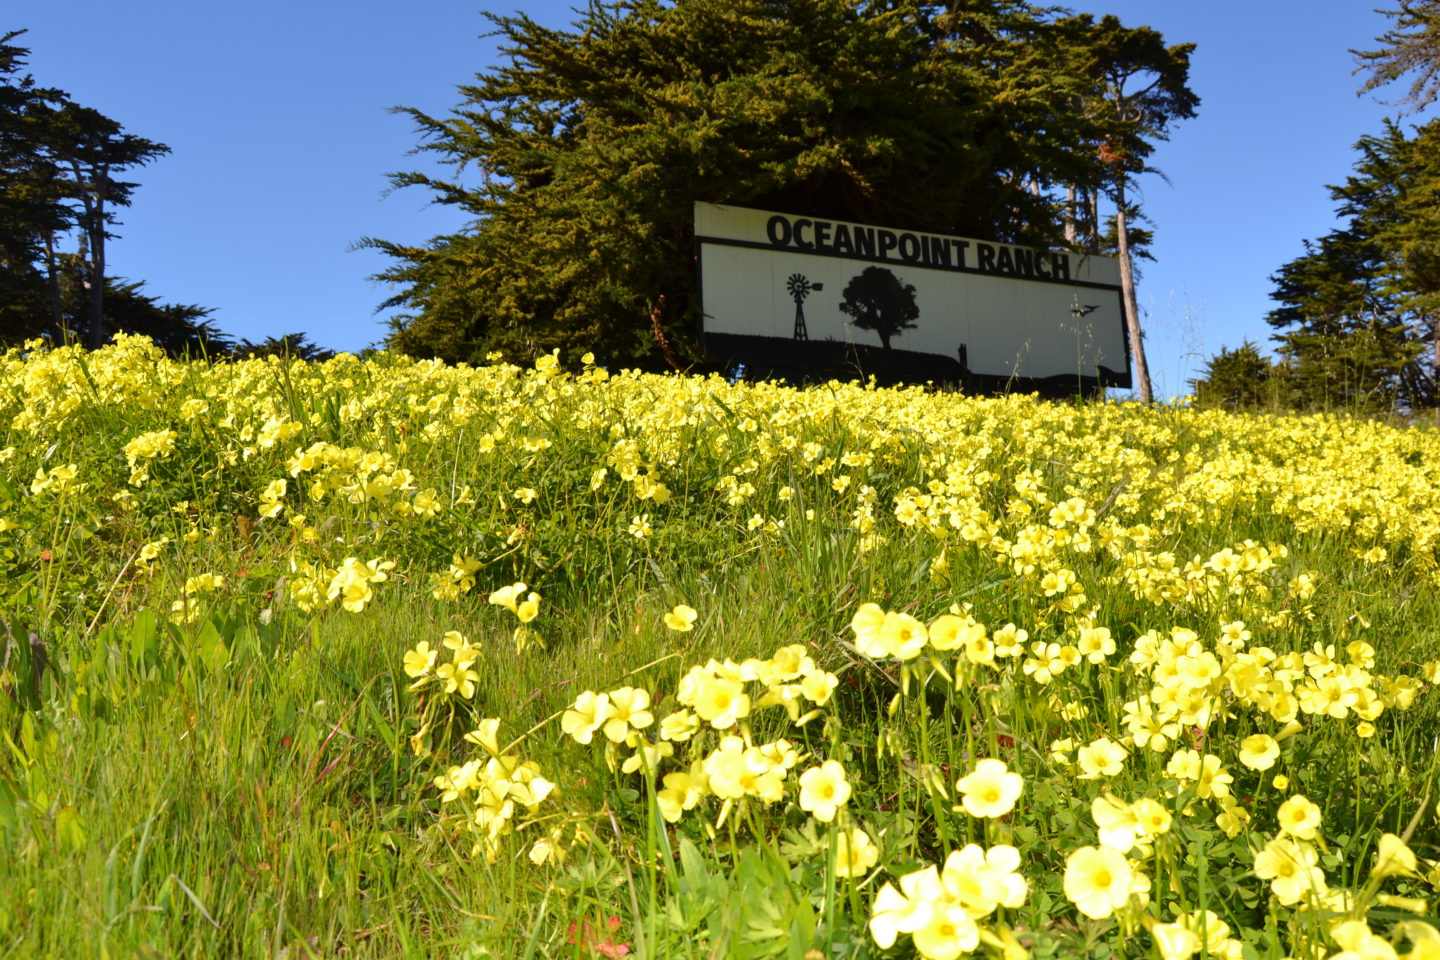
<box><xmin>0</xmin><ymin>335</ymin><xmax>1437</xmax><ymax>958</ymax></box>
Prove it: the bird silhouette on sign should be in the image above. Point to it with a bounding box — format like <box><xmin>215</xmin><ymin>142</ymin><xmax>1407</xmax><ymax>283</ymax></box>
<box><xmin>1070</xmin><ymin>302</ymin><xmax>1101</xmax><ymax>318</ymax></box>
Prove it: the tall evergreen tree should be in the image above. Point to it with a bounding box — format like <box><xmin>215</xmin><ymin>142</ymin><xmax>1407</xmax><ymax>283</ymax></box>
<box><xmin>1363</xmin><ymin>119</ymin><xmax>1440</xmax><ymax>387</ymax></box>
<box><xmin>0</xmin><ymin>30</ymin><xmax>69</xmax><ymax>339</ymax></box>
<box><xmin>1354</xmin><ymin>1</ymin><xmax>1440</xmax><ymax>111</ymax></box>
<box><xmin>1052</xmin><ymin>14</ymin><xmax>1199</xmax><ymax>403</ymax></box>
<box><xmin>369</xmin><ymin>1</ymin><xmax>1190</xmax><ymax>370</ymax></box>
<box><xmin>42</xmin><ymin>101</ymin><xmax>170</xmax><ymax>348</ymax></box>
<box><xmin>1188</xmin><ymin>340</ymin><xmax>1278</xmax><ymax>411</ymax></box>
<box><xmin>1263</xmin><ymin>119</ymin><xmax>1440</xmax><ymax>411</ymax></box>
<box><xmin>1</xmin><ymin>30</ymin><xmax>210</xmax><ymax>356</ymax></box>
<box><xmin>1265</xmin><ymin>225</ymin><xmax>1424</xmax><ymax>410</ymax></box>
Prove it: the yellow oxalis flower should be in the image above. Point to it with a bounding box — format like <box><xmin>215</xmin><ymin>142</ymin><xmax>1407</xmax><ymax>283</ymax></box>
<box><xmin>1237</xmin><ymin>733</ymin><xmax>1280</xmax><ymax>771</ymax></box>
<box><xmin>1063</xmin><ymin>845</ymin><xmax>1134</xmax><ymax>919</ymax></box>
<box><xmin>1276</xmin><ymin>794</ymin><xmax>1322</xmax><ymax>840</ymax></box>
<box><xmin>798</xmin><ymin>760</ymin><xmax>851</xmax><ymax>823</ymax></box>
<box><xmin>1372</xmin><ymin>833</ymin><xmax>1418</xmax><ymax>879</ymax></box>
<box><xmin>403</xmin><ymin>640</ymin><xmax>437</xmax><ymax>679</ymax></box>
<box><xmin>488</xmin><ymin>582</ymin><xmax>527</xmax><ymax>612</ymax></box>
<box><xmin>954</xmin><ymin>758</ymin><xmax>1023</xmax><ymax>819</ymax></box>
<box><xmin>834</xmin><ymin>827</ymin><xmax>879</xmax><ymax>878</ymax></box>
<box><xmin>664</xmin><ymin>604</ymin><xmax>698</xmax><ymax>631</ymax></box>
<box><xmin>562</xmin><ymin>690</ymin><xmax>612</xmax><ymax>745</ymax></box>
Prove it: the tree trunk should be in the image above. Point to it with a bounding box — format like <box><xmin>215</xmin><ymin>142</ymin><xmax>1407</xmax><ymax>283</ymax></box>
<box><xmin>72</xmin><ymin>160</ymin><xmax>108</xmax><ymax>351</ymax></box>
<box><xmin>1432</xmin><ymin>312</ymin><xmax>1439</xmax><ymax>407</ymax></box>
<box><xmin>87</xmin><ymin>209</ymin><xmax>105</xmax><ymax>350</ymax></box>
<box><xmin>42</xmin><ymin>232</ymin><xmax>63</xmax><ymax>331</ymax></box>
<box><xmin>1088</xmin><ymin>190</ymin><xmax>1101</xmax><ymax>253</ymax></box>
<box><xmin>1064</xmin><ymin>185</ymin><xmax>1077</xmax><ymax>246</ymax></box>
<box><xmin>1114</xmin><ymin>177</ymin><xmax>1153</xmax><ymax>402</ymax></box>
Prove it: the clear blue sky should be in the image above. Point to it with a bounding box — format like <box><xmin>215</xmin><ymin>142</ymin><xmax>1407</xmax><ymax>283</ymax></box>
<box><xmin>13</xmin><ymin>1</ymin><xmax>1436</xmax><ymax>396</ymax></box>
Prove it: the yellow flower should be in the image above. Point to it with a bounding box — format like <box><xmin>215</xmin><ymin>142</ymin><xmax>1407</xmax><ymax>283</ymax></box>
<box><xmin>800</xmin><ymin>669</ymin><xmax>838</xmax><ymax>705</ymax></box>
<box><xmin>1372</xmin><ymin>833</ymin><xmax>1418</xmax><ymax>879</ymax></box>
<box><xmin>657</xmin><ymin>766</ymin><xmax>707</xmax><ymax>822</ymax></box>
<box><xmin>1276</xmin><ymin>794</ymin><xmax>1322</xmax><ymax>840</ymax></box>
<box><xmin>516</xmin><ymin>591</ymin><xmax>541</xmax><ymax>623</ymax></box>
<box><xmin>939</xmin><ymin>843</ymin><xmax>1027</xmax><ymax>916</ymax></box>
<box><xmin>849</xmin><ymin>602</ymin><xmax>888</xmax><ymax>656</ymax></box>
<box><xmin>1151</xmin><ymin>922</ymin><xmax>1200</xmax><ymax>960</ymax></box>
<box><xmin>1076</xmin><ymin>737</ymin><xmax>1127</xmax><ymax>779</ymax></box>
<box><xmin>403</xmin><ymin>640</ymin><xmax>437</xmax><ymax>678</ymax></box>
<box><xmin>441</xmin><ymin>630</ymin><xmax>478</xmax><ymax>667</ymax></box>
<box><xmin>463</xmin><ymin>718</ymin><xmax>502</xmax><ymax>756</ymax></box>
<box><xmin>834</xmin><ymin>827</ymin><xmax>879</xmax><ymax>878</ymax></box>
<box><xmin>1131</xmin><ymin>798</ymin><xmax>1173</xmax><ymax>838</ymax></box>
<box><xmin>659</xmin><ymin>709</ymin><xmax>701</xmax><ymax>742</ymax></box>
<box><xmin>927</xmin><ymin>614</ymin><xmax>970</xmax><ymax>651</ymax></box>
<box><xmin>663</xmin><ymin>604</ymin><xmax>698</xmax><ymax>631</ymax></box>
<box><xmin>412</xmin><ymin>488</ymin><xmax>442</xmax><ymax>517</ymax></box>
<box><xmin>488</xmin><ymin>581</ymin><xmax>527</xmax><ymax>612</ymax></box>
<box><xmin>869</xmin><ymin>866</ymin><xmax>942</xmax><ymax>949</ymax></box>
<box><xmin>602</xmin><ymin>686</ymin><xmax>654</xmax><ymax>743</ymax></box>
<box><xmin>435</xmin><ymin>660</ymin><xmax>479</xmax><ymax>699</ymax></box>
<box><xmin>1091</xmin><ymin>795</ymin><xmax>1141</xmax><ymax>853</ymax></box>
<box><xmin>1237</xmin><ymin>733</ymin><xmax>1280</xmax><ymax>771</ymax></box>
<box><xmin>1194</xmin><ymin>754</ymin><xmax>1232</xmax><ymax>799</ymax></box>
<box><xmin>621</xmin><ymin>739</ymin><xmax>673</xmax><ymax>774</ymax></box>
<box><xmin>561</xmin><ymin>691</ymin><xmax>612</xmax><ymax>744</ymax></box>
<box><xmin>1166</xmin><ymin>748</ymin><xmax>1201</xmax><ymax>782</ymax></box>
<box><xmin>137</xmin><ymin>537</ymin><xmax>170</xmax><ymax>564</ymax></box>
<box><xmin>691</xmin><ymin>675</ymin><xmax>750</xmax><ymax>729</ymax></box>
<box><xmin>955</xmin><ymin>758</ymin><xmax>1024</xmax><ymax>819</ymax></box>
<box><xmin>912</xmin><ymin>903</ymin><xmax>980</xmax><ymax>960</ymax></box>
<box><xmin>258</xmin><ymin>478</ymin><xmax>288</xmax><ymax>518</ymax></box>
<box><xmin>798</xmin><ymin>760</ymin><xmax>852</xmax><ymax>822</ymax></box>
<box><xmin>1254</xmin><ymin>836</ymin><xmax>1326</xmax><ymax>905</ymax></box>
<box><xmin>1063</xmin><ymin>845</ymin><xmax>1134</xmax><ymax>919</ymax></box>
<box><xmin>876</xmin><ymin>612</ymin><xmax>929</xmax><ymax>660</ymax></box>
<box><xmin>1397</xmin><ymin>921</ymin><xmax>1440</xmax><ymax>958</ymax></box>
<box><xmin>1077</xmin><ymin>626</ymin><xmax>1115</xmax><ymax>663</ymax></box>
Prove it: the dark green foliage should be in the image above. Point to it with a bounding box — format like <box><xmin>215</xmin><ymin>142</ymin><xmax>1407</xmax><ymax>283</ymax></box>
<box><xmin>1264</xmin><ymin>119</ymin><xmax>1440</xmax><ymax>411</ymax></box>
<box><xmin>234</xmin><ymin>333</ymin><xmax>337</xmax><ymax>362</ymax></box>
<box><xmin>85</xmin><ymin>276</ymin><xmax>228</xmax><ymax>358</ymax></box>
<box><xmin>0</xmin><ymin>30</ymin><xmax>224</xmax><ymax>357</ymax></box>
<box><xmin>1354</xmin><ymin>0</ymin><xmax>1440</xmax><ymax>110</ymax></box>
<box><xmin>1189</xmin><ymin>340</ymin><xmax>1279</xmax><ymax>411</ymax></box>
<box><xmin>0</xmin><ymin>30</ymin><xmax>68</xmax><ymax>340</ymax></box>
<box><xmin>369</xmin><ymin>1</ymin><xmax>1190</xmax><ymax>369</ymax></box>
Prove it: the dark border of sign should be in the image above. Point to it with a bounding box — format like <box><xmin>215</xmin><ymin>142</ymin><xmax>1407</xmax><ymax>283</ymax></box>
<box><xmin>694</xmin><ymin>233</ymin><xmax>1125</xmax><ymax>294</ymax></box>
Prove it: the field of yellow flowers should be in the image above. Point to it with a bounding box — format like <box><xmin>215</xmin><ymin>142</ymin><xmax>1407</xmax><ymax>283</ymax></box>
<box><xmin>1</xmin><ymin>334</ymin><xmax>1438</xmax><ymax>959</ymax></box>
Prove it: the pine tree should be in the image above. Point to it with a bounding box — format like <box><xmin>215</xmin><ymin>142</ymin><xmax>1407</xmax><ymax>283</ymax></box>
<box><xmin>1</xmin><ymin>30</ymin><xmax>211</xmax><ymax>355</ymax></box>
<box><xmin>368</xmin><ymin>1</ymin><xmax>1187</xmax><ymax>369</ymax></box>
<box><xmin>1354</xmin><ymin>1</ymin><xmax>1440</xmax><ymax>111</ymax></box>
<box><xmin>1189</xmin><ymin>340</ymin><xmax>1278</xmax><ymax>411</ymax></box>
<box><xmin>1052</xmin><ymin>14</ymin><xmax>1199</xmax><ymax>403</ymax></box>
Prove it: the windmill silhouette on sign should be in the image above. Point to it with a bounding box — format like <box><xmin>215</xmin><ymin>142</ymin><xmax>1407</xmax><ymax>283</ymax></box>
<box><xmin>786</xmin><ymin>273</ymin><xmax>822</xmax><ymax>340</ymax></box>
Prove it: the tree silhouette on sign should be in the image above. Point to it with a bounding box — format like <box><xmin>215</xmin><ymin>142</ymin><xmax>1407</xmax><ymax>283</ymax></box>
<box><xmin>838</xmin><ymin>266</ymin><xmax>919</xmax><ymax>350</ymax></box>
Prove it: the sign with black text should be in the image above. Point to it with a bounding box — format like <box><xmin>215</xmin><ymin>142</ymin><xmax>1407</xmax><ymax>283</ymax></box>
<box><xmin>695</xmin><ymin>203</ymin><xmax>1130</xmax><ymax>389</ymax></box>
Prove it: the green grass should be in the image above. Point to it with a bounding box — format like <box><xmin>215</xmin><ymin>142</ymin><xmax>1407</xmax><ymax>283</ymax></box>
<box><xmin>1</xmin><ymin>342</ymin><xmax>1439</xmax><ymax>958</ymax></box>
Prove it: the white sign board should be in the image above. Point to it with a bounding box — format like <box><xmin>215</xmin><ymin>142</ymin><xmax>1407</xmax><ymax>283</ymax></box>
<box><xmin>694</xmin><ymin>202</ymin><xmax>1129</xmax><ymax>388</ymax></box>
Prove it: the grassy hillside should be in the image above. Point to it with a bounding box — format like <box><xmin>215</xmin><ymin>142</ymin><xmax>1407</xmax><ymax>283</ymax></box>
<box><xmin>1</xmin><ymin>335</ymin><xmax>1437</xmax><ymax>958</ymax></box>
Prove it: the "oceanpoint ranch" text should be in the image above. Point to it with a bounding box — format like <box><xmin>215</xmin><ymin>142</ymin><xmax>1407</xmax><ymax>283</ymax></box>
<box><xmin>762</xmin><ymin>213</ymin><xmax>1073</xmax><ymax>281</ymax></box>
